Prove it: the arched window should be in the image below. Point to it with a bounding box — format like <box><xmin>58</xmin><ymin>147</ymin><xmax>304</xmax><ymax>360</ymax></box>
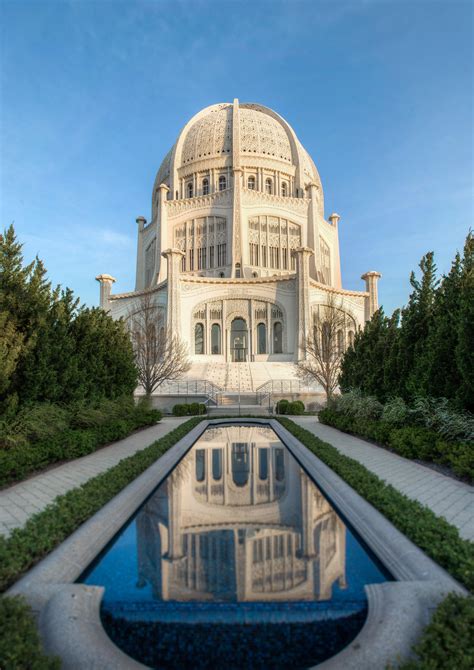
<box><xmin>273</xmin><ymin>321</ymin><xmax>283</xmax><ymax>354</ymax></box>
<box><xmin>274</xmin><ymin>448</ymin><xmax>285</xmax><ymax>481</ymax></box>
<box><xmin>232</xmin><ymin>443</ymin><xmax>249</xmax><ymax>487</ymax></box>
<box><xmin>257</xmin><ymin>323</ymin><xmax>267</xmax><ymax>354</ymax></box>
<box><xmin>265</xmin><ymin>178</ymin><xmax>273</xmax><ymax>194</ymax></box>
<box><xmin>247</xmin><ymin>176</ymin><xmax>256</xmax><ymax>190</ymax></box>
<box><xmin>211</xmin><ymin>323</ymin><xmax>221</xmax><ymax>354</ymax></box>
<box><xmin>259</xmin><ymin>449</ymin><xmax>268</xmax><ymax>480</ymax></box>
<box><xmin>235</xmin><ymin>262</ymin><xmax>241</xmax><ymax>278</ymax></box>
<box><xmin>202</xmin><ymin>178</ymin><xmax>209</xmax><ymax>195</ymax></box>
<box><xmin>212</xmin><ymin>449</ymin><xmax>222</xmax><ymax>480</ymax></box>
<box><xmin>194</xmin><ymin>323</ymin><xmax>204</xmax><ymax>354</ymax></box>
<box><xmin>322</xmin><ymin>322</ymin><xmax>331</xmax><ymax>361</ymax></box>
<box><xmin>187</xmin><ymin>182</ymin><xmax>193</xmax><ymax>198</ymax></box>
<box><xmin>219</xmin><ymin>175</ymin><xmax>227</xmax><ymax>191</ymax></box>
<box><xmin>348</xmin><ymin>330</ymin><xmax>355</xmax><ymax>347</ymax></box>
<box><xmin>337</xmin><ymin>329</ymin><xmax>344</xmax><ymax>354</ymax></box>
<box><xmin>281</xmin><ymin>182</ymin><xmax>288</xmax><ymax>197</ymax></box>
<box><xmin>252</xmin><ymin>271</ymin><xmax>258</xmax><ymax>278</ymax></box>
<box><xmin>219</xmin><ymin>271</ymin><xmax>225</xmax><ymax>278</ymax></box>
<box><xmin>195</xmin><ymin>449</ymin><xmax>205</xmax><ymax>482</ymax></box>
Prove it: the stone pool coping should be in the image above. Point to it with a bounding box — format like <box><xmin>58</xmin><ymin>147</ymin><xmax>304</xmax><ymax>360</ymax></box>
<box><xmin>8</xmin><ymin>418</ymin><xmax>467</xmax><ymax>669</ymax></box>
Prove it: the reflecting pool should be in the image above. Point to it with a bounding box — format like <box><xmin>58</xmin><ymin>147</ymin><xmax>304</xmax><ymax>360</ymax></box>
<box><xmin>82</xmin><ymin>424</ymin><xmax>391</xmax><ymax>669</ymax></box>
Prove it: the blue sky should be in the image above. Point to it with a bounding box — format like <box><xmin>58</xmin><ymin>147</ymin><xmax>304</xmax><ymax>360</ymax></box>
<box><xmin>1</xmin><ymin>0</ymin><xmax>472</xmax><ymax>314</ymax></box>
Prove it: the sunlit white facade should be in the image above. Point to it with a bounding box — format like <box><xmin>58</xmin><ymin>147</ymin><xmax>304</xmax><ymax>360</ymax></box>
<box><xmin>97</xmin><ymin>100</ymin><xmax>380</xmax><ymax>382</ymax></box>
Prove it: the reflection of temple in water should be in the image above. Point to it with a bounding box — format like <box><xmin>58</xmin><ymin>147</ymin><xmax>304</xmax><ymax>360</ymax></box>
<box><xmin>136</xmin><ymin>426</ymin><xmax>346</xmax><ymax>602</ymax></box>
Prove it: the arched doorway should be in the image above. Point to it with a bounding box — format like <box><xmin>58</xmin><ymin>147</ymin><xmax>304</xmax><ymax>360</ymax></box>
<box><xmin>230</xmin><ymin>318</ymin><xmax>248</xmax><ymax>362</ymax></box>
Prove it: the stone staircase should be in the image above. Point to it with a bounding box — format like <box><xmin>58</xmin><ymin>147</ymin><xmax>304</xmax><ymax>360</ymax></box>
<box><xmin>183</xmin><ymin>361</ymin><xmax>301</xmax><ymax>392</ymax></box>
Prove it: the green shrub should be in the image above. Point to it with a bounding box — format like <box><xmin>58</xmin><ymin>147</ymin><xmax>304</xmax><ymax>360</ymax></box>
<box><xmin>288</xmin><ymin>401</ymin><xmax>305</xmax><ymax>415</ymax></box>
<box><xmin>0</xmin><ymin>595</ymin><xmax>60</xmax><ymax>669</ymax></box>
<box><xmin>331</xmin><ymin>389</ymin><xmax>383</xmax><ymax>421</ymax></box>
<box><xmin>173</xmin><ymin>403</ymin><xmax>189</xmax><ymax>416</ymax></box>
<box><xmin>0</xmin><ymin>417</ymin><xmax>202</xmax><ymax>592</ymax></box>
<box><xmin>189</xmin><ymin>402</ymin><xmax>200</xmax><ymax>415</ymax></box>
<box><xmin>276</xmin><ymin>399</ymin><xmax>290</xmax><ymax>415</ymax></box>
<box><xmin>198</xmin><ymin>403</ymin><xmax>207</xmax><ymax>415</ymax></box>
<box><xmin>388</xmin><ymin>426</ymin><xmax>438</xmax><ymax>460</ymax></box>
<box><xmin>397</xmin><ymin>593</ymin><xmax>474</xmax><ymax>669</ymax></box>
<box><xmin>382</xmin><ymin>396</ymin><xmax>409</xmax><ymax>426</ymax></box>
<box><xmin>278</xmin><ymin>418</ymin><xmax>474</xmax><ymax>591</ymax></box>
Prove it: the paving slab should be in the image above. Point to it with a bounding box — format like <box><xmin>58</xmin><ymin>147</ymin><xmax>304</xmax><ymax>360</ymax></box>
<box><xmin>0</xmin><ymin>418</ymin><xmax>188</xmax><ymax>537</ymax></box>
<box><xmin>291</xmin><ymin>417</ymin><xmax>474</xmax><ymax>542</ymax></box>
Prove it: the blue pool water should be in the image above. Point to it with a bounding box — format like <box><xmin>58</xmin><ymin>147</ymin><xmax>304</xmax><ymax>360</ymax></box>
<box><xmin>81</xmin><ymin>424</ymin><xmax>391</xmax><ymax>668</ymax></box>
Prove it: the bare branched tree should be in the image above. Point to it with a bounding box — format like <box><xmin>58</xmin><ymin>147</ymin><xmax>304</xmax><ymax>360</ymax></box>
<box><xmin>296</xmin><ymin>294</ymin><xmax>350</xmax><ymax>402</ymax></box>
<box><xmin>128</xmin><ymin>293</ymin><xmax>190</xmax><ymax>397</ymax></box>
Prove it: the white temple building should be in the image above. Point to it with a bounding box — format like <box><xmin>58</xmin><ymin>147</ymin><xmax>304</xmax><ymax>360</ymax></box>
<box><xmin>97</xmin><ymin>100</ymin><xmax>380</xmax><ymax>398</ymax></box>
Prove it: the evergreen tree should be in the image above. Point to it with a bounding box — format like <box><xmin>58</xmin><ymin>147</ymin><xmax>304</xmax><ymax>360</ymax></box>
<box><xmin>0</xmin><ymin>312</ymin><xmax>24</xmax><ymax>402</ymax></box>
<box><xmin>339</xmin><ymin>308</ymin><xmax>389</xmax><ymax>398</ymax></box>
<box><xmin>420</xmin><ymin>253</ymin><xmax>462</xmax><ymax>400</ymax></box>
<box><xmin>456</xmin><ymin>232</ymin><xmax>474</xmax><ymax>411</ymax></box>
<box><xmin>382</xmin><ymin>308</ymin><xmax>401</xmax><ymax>399</ymax></box>
<box><xmin>71</xmin><ymin>308</ymin><xmax>137</xmax><ymax>401</ymax></box>
<box><xmin>0</xmin><ymin>225</ymin><xmax>138</xmax><ymax>408</ymax></box>
<box><xmin>399</xmin><ymin>252</ymin><xmax>438</xmax><ymax>399</ymax></box>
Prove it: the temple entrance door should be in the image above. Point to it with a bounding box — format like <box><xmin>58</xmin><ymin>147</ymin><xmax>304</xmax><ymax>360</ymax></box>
<box><xmin>230</xmin><ymin>318</ymin><xmax>248</xmax><ymax>362</ymax></box>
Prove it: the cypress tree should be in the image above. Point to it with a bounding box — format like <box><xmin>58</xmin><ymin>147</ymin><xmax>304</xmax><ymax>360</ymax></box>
<box><xmin>382</xmin><ymin>308</ymin><xmax>401</xmax><ymax>399</ymax></box>
<box><xmin>399</xmin><ymin>252</ymin><xmax>438</xmax><ymax>399</ymax></box>
<box><xmin>456</xmin><ymin>232</ymin><xmax>474</xmax><ymax>411</ymax></box>
<box><xmin>420</xmin><ymin>253</ymin><xmax>462</xmax><ymax>400</ymax></box>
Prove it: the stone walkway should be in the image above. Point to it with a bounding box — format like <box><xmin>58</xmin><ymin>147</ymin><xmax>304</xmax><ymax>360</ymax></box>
<box><xmin>292</xmin><ymin>417</ymin><xmax>474</xmax><ymax>542</ymax></box>
<box><xmin>0</xmin><ymin>417</ymin><xmax>188</xmax><ymax>537</ymax></box>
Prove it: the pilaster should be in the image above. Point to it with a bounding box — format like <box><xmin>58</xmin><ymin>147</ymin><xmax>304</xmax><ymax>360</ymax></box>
<box><xmin>162</xmin><ymin>248</ymin><xmax>185</xmax><ymax>335</ymax></box>
<box><xmin>135</xmin><ymin>216</ymin><xmax>146</xmax><ymax>291</ymax></box>
<box><xmin>328</xmin><ymin>213</ymin><xmax>342</xmax><ymax>288</ymax></box>
<box><xmin>361</xmin><ymin>271</ymin><xmax>382</xmax><ymax>321</ymax></box>
<box><xmin>305</xmin><ymin>182</ymin><xmax>321</xmax><ymax>280</ymax></box>
<box><xmin>294</xmin><ymin>247</ymin><xmax>313</xmax><ymax>360</ymax></box>
<box><xmin>157</xmin><ymin>184</ymin><xmax>170</xmax><ymax>283</ymax></box>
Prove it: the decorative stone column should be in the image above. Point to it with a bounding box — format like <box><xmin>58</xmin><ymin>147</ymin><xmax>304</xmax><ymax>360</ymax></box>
<box><xmin>95</xmin><ymin>274</ymin><xmax>116</xmax><ymax>312</ymax></box>
<box><xmin>134</xmin><ymin>216</ymin><xmax>146</xmax><ymax>291</ymax></box>
<box><xmin>328</xmin><ymin>212</ymin><xmax>342</xmax><ymax>289</ymax></box>
<box><xmin>294</xmin><ymin>247</ymin><xmax>313</xmax><ymax>361</ymax></box>
<box><xmin>162</xmin><ymin>248</ymin><xmax>185</xmax><ymax>335</ymax></box>
<box><xmin>157</xmin><ymin>184</ymin><xmax>170</xmax><ymax>283</ymax></box>
<box><xmin>305</xmin><ymin>182</ymin><xmax>321</xmax><ymax>280</ymax></box>
<box><xmin>361</xmin><ymin>271</ymin><xmax>382</xmax><ymax>321</ymax></box>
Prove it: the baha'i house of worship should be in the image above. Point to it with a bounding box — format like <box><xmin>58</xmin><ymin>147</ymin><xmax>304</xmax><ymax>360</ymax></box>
<box><xmin>96</xmin><ymin>100</ymin><xmax>381</xmax><ymax>400</ymax></box>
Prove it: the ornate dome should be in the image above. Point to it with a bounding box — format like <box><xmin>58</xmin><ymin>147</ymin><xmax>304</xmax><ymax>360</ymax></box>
<box><xmin>154</xmin><ymin>100</ymin><xmax>321</xmax><ymax>194</ymax></box>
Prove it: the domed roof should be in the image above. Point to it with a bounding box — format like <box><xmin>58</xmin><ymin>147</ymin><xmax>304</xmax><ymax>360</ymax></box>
<box><xmin>154</xmin><ymin>100</ymin><xmax>321</xmax><ymax>194</ymax></box>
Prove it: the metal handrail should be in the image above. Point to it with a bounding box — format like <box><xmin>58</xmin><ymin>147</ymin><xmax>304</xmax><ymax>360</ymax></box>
<box><xmin>154</xmin><ymin>379</ymin><xmax>223</xmax><ymax>405</ymax></box>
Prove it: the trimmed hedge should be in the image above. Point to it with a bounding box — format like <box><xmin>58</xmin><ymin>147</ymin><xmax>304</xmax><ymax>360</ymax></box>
<box><xmin>0</xmin><ymin>417</ymin><xmax>201</xmax><ymax>592</ymax></box>
<box><xmin>0</xmin><ymin>595</ymin><xmax>60</xmax><ymax>669</ymax></box>
<box><xmin>172</xmin><ymin>403</ymin><xmax>207</xmax><ymax>416</ymax></box>
<box><xmin>276</xmin><ymin>399</ymin><xmax>305</xmax><ymax>415</ymax></box>
<box><xmin>397</xmin><ymin>593</ymin><xmax>474</xmax><ymax>669</ymax></box>
<box><xmin>277</xmin><ymin>418</ymin><xmax>474</xmax><ymax>591</ymax></box>
<box><xmin>0</xmin><ymin>406</ymin><xmax>163</xmax><ymax>488</ymax></box>
<box><xmin>319</xmin><ymin>408</ymin><xmax>474</xmax><ymax>482</ymax></box>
